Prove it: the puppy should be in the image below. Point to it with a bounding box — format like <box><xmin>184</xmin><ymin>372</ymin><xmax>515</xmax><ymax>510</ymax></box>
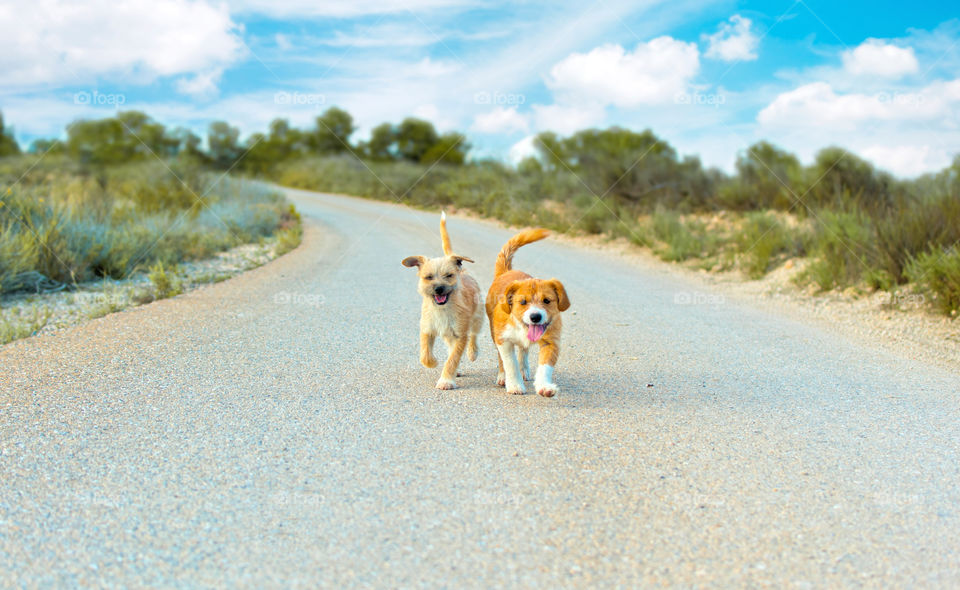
<box><xmin>486</xmin><ymin>229</ymin><xmax>570</xmax><ymax>397</ymax></box>
<box><xmin>402</xmin><ymin>212</ymin><xmax>485</xmax><ymax>390</ymax></box>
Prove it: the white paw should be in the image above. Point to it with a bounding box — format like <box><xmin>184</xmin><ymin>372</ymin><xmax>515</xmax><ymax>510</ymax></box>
<box><xmin>497</xmin><ymin>372</ymin><xmax>506</xmax><ymax>387</ymax></box>
<box><xmin>436</xmin><ymin>378</ymin><xmax>456</xmax><ymax>390</ymax></box>
<box><xmin>505</xmin><ymin>381</ymin><xmax>525</xmax><ymax>395</ymax></box>
<box><xmin>535</xmin><ymin>381</ymin><xmax>557</xmax><ymax>397</ymax></box>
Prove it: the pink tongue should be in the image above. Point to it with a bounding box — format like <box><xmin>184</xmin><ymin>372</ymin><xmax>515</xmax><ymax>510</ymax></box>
<box><xmin>435</xmin><ymin>294</ymin><xmax>447</xmax><ymax>303</ymax></box>
<box><xmin>527</xmin><ymin>324</ymin><xmax>546</xmax><ymax>342</ymax></box>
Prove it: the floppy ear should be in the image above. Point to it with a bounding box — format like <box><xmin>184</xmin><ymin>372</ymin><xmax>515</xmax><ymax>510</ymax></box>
<box><xmin>402</xmin><ymin>256</ymin><xmax>425</xmax><ymax>268</ymax></box>
<box><xmin>499</xmin><ymin>281</ymin><xmax>521</xmax><ymax>315</ymax></box>
<box><xmin>452</xmin><ymin>255</ymin><xmax>474</xmax><ymax>267</ymax></box>
<box><xmin>546</xmin><ymin>279</ymin><xmax>570</xmax><ymax>311</ymax></box>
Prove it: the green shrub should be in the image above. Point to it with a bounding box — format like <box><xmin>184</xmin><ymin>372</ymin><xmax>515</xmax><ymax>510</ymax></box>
<box><xmin>650</xmin><ymin>207</ymin><xmax>703</xmax><ymax>261</ymax></box>
<box><xmin>803</xmin><ymin>211</ymin><xmax>875</xmax><ymax>290</ymax></box>
<box><xmin>147</xmin><ymin>262</ymin><xmax>183</xmax><ymax>300</ymax></box>
<box><xmin>0</xmin><ymin>159</ymin><xmax>290</xmax><ymax>295</ymax></box>
<box><xmin>0</xmin><ymin>305</ymin><xmax>52</xmax><ymax>345</ymax></box>
<box><xmin>873</xmin><ymin>191</ymin><xmax>960</xmax><ymax>283</ymax></box>
<box><xmin>906</xmin><ymin>247</ymin><xmax>960</xmax><ymax>315</ymax></box>
<box><xmin>736</xmin><ymin>212</ymin><xmax>803</xmax><ymax>279</ymax></box>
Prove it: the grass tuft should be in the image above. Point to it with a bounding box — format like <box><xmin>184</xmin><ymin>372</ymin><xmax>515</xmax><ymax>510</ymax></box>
<box><xmin>0</xmin><ymin>305</ymin><xmax>52</xmax><ymax>345</ymax></box>
<box><xmin>906</xmin><ymin>247</ymin><xmax>960</xmax><ymax>316</ymax></box>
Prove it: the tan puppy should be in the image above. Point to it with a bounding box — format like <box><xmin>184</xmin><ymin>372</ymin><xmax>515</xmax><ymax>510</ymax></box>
<box><xmin>402</xmin><ymin>212</ymin><xmax>485</xmax><ymax>390</ymax></box>
<box><xmin>486</xmin><ymin>229</ymin><xmax>570</xmax><ymax>397</ymax></box>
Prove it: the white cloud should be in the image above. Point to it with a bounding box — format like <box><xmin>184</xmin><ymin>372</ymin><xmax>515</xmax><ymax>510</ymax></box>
<box><xmin>703</xmin><ymin>15</ymin><xmax>758</xmax><ymax>62</ymax></box>
<box><xmin>842</xmin><ymin>39</ymin><xmax>919</xmax><ymax>78</ymax></box>
<box><xmin>229</xmin><ymin>0</ymin><xmax>477</xmax><ymax>18</ymax></box>
<box><xmin>508</xmin><ymin>135</ymin><xmax>539</xmax><ymax>164</ymax></box>
<box><xmin>176</xmin><ymin>68</ymin><xmax>224</xmax><ymax>98</ymax></box>
<box><xmin>757</xmin><ymin>79</ymin><xmax>960</xmax><ymax>177</ymax></box>
<box><xmin>546</xmin><ymin>37</ymin><xmax>700</xmax><ymax>108</ymax></box>
<box><xmin>757</xmin><ymin>80</ymin><xmax>960</xmax><ymax>129</ymax></box>
<box><xmin>471</xmin><ymin>107</ymin><xmax>529</xmax><ymax>134</ymax></box>
<box><xmin>409</xmin><ymin>57</ymin><xmax>461</xmax><ymax>78</ymax></box>
<box><xmin>275</xmin><ymin>34</ymin><xmax>293</xmax><ymax>51</ymax></box>
<box><xmin>0</xmin><ymin>0</ymin><xmax>244</xmax><ymax>90</ymax></box>
<box><xmin>758</xmin><ymin>82</ymin><xmax>885</xmax><ymax>128</ymax></box>
<box><xmin>532</xmin><ymin>103</ymin><xmax>606</xmax><ymax>135</ymax></box>
<box><xmin>411</xmin><ymin>104</ymin><xmax>459</xmax><ymax>132</ymax></box>
<box><xmin>323</xmin><ymin>27</ymin><xmax>437</xmax><ymax>48</ymax></box>
<box><xmin>859</xmin><ymin>145</ymin><xmax>944</xmax><ymax>177</ymax></box>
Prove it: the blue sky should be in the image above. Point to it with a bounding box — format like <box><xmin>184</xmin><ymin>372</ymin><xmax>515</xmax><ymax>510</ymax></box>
<box><xmin>1</xmin><ymin>0</ymin><xmax>958</xmax><ymax>176</ymax></box>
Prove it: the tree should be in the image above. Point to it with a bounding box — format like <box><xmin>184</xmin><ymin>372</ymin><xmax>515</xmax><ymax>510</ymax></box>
<box><xmin>395</xmin><ymin>118</ymin><xmax>439</xmax><ymax>162</ymax></box>
<box><xmin>0</xmin><ymin>112</ymin><xmax>20</xmax><ymax>157</ymax></box>
<box><xmin>364</xmin><ymin>123</ymin><xmax>397</xmax><ymax>161</ymax></box>
<box><xmin>65</xmin><ymin>111</ymin><xmax>173</xmax><ymax>166</ymax></box>
<box><xmin>311</xmin><ymin>107</ymin><xmax>355</xmax><ymax>153</ymax></box>
<box><xmin>169</xmin><ymin>127</ymin><xmax>205</xmax><ymax>161</ymax></box>
<box><xmin>117</xmin><ymin>111</ymin><xmax>175</xmax><ymax>157</ymax></box>
<box><xmin>421</xmin><ymin>132</ymin><xmax>469</xmax><ymax>165</ymax></box>
<box><xmin>29</xmin><ymin>138</ymin><xmax>65</xmax><ymax>155</ymax></box>
<box><xmin>67</xmin><ymin>117</ymin><xmax>132</xmax><ymax>166</ymax></box>
<box><xmin>806</xmin><ymin>147</ymin><xmax>893</xmax><ymax>211</ymax></box>
<box><xmin>721</xmin><ymin>141</ymin><xmax>802</xmax><ymax>210</ymax></box>
<box><xmin>271</xmin><ymin>118</ymin><xmax>307</xmax><ymax>157</ymax></box>
<box><xmin>207</xmin><ymin>121</ymin><xmax>242</xmax><ymax>169</ymax></box>
<box><xmin>534</xmin><ymin>127</ymin><xmax>712</xmax><ymax>210</ymax></box>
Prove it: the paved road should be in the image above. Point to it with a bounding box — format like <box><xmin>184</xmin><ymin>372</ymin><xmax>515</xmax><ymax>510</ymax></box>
<box><xmin>2</xmin><ymin>187</ymin><xmax>959</xmax><ymax>587</ymax></box>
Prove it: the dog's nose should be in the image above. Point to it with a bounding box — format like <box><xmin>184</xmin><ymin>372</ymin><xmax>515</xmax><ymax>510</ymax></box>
<box><xmin>434</xmin><ymin>285</ymin><xmax>445</xmax><ymax>295</ymax></box>
<box><xmin>529</xmin><ymin>312</ymin><xmax>542</xmax><ymax>323</ymax></box>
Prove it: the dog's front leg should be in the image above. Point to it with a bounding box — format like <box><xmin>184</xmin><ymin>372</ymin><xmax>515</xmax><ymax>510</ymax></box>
<box><xmin>497</xmin><ymin>341</ymin><xmax>525</xmax><ymax>394</ymax></box>
<box><xmin>519</xmin><ymin>348</ymin><xmax>531</xmax><ymax>381</ymax></box>
<box><xmin>437</xmin><ymin>335</ymin><xmax>468</xmax><ymax>390</ymax></box>
<box><xmin>534</xmin><ymin>340</ymin><xmax>560</xmax><ymax>397</ymax></box>
<box><xmin>420</xmin><ymin>332</ymin><xmax>438</xmax><ymax>368</ymax></box>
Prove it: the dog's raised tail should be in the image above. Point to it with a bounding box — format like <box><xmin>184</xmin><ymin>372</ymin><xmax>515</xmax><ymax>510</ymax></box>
<box><xmin>494</xmin><ymin>228</ymin><xmax>550</xmax><ymax>277</ymax></box>
<box><xmin>440</xmin><ymin>211</ymin><xmax>454</xmax><ymax>256</ymax></box>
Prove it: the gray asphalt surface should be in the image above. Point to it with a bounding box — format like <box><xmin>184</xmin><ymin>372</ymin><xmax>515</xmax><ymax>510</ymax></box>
<box><xmin>2</xmin><ymin>187</ymin><xmax>959</xmax><ymax>587</ymax></box>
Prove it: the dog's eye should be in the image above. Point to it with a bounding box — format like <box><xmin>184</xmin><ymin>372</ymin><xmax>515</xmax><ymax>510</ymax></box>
<box><xmin>445</xmin><ymin>273</ymin><xmax>454</xmax><ymax>279</ymax></box>
<box><xmin>519</xmin><ymin>298</ymin><xmax>527</xmax><ymax>305</ymax></box>
<box><xmin>543</xmin><ymin>298</ymin><xmax>551</xmax><ymax>304</ymax></box>
<box><xmin>425</xmin><ymin>274</ymin><xmax>434</xmax><ymax>280</ymax></box>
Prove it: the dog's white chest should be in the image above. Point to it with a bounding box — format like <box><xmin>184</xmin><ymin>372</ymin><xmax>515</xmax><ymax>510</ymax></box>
<box><xmin>424</xmin><ymin>302</ymin><xmax>460</xmax><ymax>338</ymax></box>
<box><xmin>502</xmin><ymin>319</ymin><xmax>534</xmax><ymax>348</ymax></box>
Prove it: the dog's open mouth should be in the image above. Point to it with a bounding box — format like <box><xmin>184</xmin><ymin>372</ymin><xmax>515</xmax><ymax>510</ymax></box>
<box><xmin>434</xmin><ymin>293</ymin><xmax>449</xmax><ymax>305</ymax></box>
<box><xmin>526</xmin><ymin>323</ymin><xmax>548</xmax><ymax>342</ymax></box>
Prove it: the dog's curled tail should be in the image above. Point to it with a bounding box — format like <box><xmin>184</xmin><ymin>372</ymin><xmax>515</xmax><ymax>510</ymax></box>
<box><xmin>440</xmin><ymin>211</ymin><xmax>454</xmax><ymax>256</ymax></box>
<box><xmin>494</xmin><ymin>228</ymin><xmax>550</xmax><ymax>277</ymax></box>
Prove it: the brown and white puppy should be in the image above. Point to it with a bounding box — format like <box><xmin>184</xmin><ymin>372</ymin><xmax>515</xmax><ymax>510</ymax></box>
<box><xmin>486</xmin><ymin>229</ymin><xmax>570</xmax><ymax>397</ymax></box>
<box><xmin>402</xmin><ymin>212</ymin><xmax>485</xmax><ymax>390</ymax></box>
